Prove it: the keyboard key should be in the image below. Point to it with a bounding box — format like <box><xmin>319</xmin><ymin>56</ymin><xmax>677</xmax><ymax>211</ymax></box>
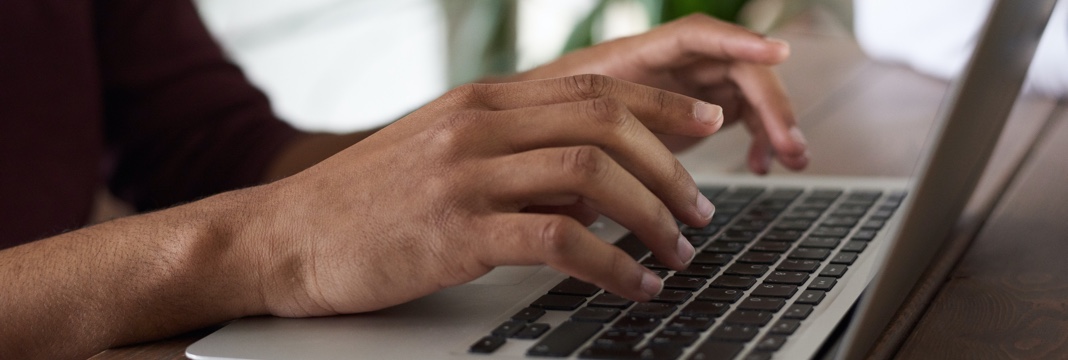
<box><xmin>742</xmin><ymin>353</ymin><xmax>772</xmax><ymax>360</ymax></box>
<box><xmin>515</xmin><ymin>323</ymin><xmax>551</xmax><ymax>339</ymax></box>
<box><xmin>808</xmin><ymin>277</ymin><xmax>838</xmax><ymax>291</ymax></box>
<box><xmin>763</xmin><ymin>230</ymin><xmax>803</xmax><ymax>242</ymax></box>
<box><xmin>469</xmin><ymin>336</ymin><xmax>506</xmax><ymax>354</ymax></box>
<box><xmin>703</xmin><ymin>242</ymin><xmax>745</xmax><ymax>254</ymax></box>
<box><xmin>810</xmin><ymin>226</ymin><xmax>851</xmax><ymax>238</ymax></box>
<box><xmin>738</xmin><ymin>297</ymin><xmax>786</xmax><ymax>312</ymax></box>
<box><xmin>528</xmin><ymin>321</ymin><xmax>603</xmax><ymax>357</ymax></box>
<box><xmin>588</xmin><ymin>293</ymin><xmax>634</xmax><ymax>309</ymax></box>
<box><xmin>724</xmin><ymin>310</ymin><xmax>773</xmax><ymax>326</ymax></box>
<box><xmin>641</xmin><ymin>257</ymin><xmax>670</xmax><ymax>270</ymax></box>
<box><xmin>592</xmin><ymin>330</ymin><xmax>644</xmax><ymax>348</ymax></box>
<box><xmin>692</xmin><ymin>253</ymin><xmax>734</xmax><ymax>266</ymax></box>
<box><xmin>831</xmin><ymin>252</ymin><xmax>859</xmax><ymax>265</ymax></box>
<box><xmin>512</xmin><ymin>307</ymin><xmax>546</xmax><ymax>322</ymax></box>
<box><xmin>799</xmin><ymin>237</ymin><xmax>840</xmax><ymax>249</ymax></box>
<box><xmin>614</xmin><ymin>233</ymin><xmax>651</xmax><ymax>260</ymax></box>
<box><xmin>820</xmin><ymin>216</ymin><xmax>859</xmax><ymax>227</ymax></box>
<box><xmin>612</xmin><ymin>315</ymin><xmax>661</xmax><ymax>332</ymax></box>
<box><xmin>689</xmin><ymin>341</ymin><xmax>744</xmax><ymax>360</ymax></box>
<box><xmin>580</xmin><ymin>346</ymin><xmax>682</xmax><ymax>360</ymax></box>
<box><xmin>869</xmin><ymin>209</ymin><xmax>894</xmax><ymax>220</ymax></box>
<box><xmin>531</xmin><ymin>294</ymin><xmax>586</xmax><ymax>311</ymax></box>
<box><xmin>629</xmin><ymin>303</ymin><xmax>676</xmax><ymax>318</ymax></box>
<box><xmin>755</xmin><ymin>335</ymin><xmax>788</xmax><ymax>351</ymax></box>
<box><xmin>750</xmin><ymin>241</ymin><xmax>791</xmax><ymax>253</ymax></box>
<box><xmin>724</xmin><ymin>264</ymin><xmax>769</xmax><ymax>276</ymax></box>
<box><xmin>796</xmin><ymin>290</ymin><xmax>826</xmax><ymax>305</ymax></box>
<box><xmin>840</xmin><ymin>241</ymin><xmax>868</xmax><ymax>253</ymax></box>
<box><xmin>720</xmin><ymin>229</ymin><xmax>760</xmax><ymax>242</ymax></box>
<box><xmin>809</xmin><ymin>189</ymin><xmax>843</xmax><ymax>199</ymax></box>
<box><xmin>676</xmin><ymin>265</ymin><xmax>720</xmax><ymax>278</ymax></box>
<box><xmin>682</xmin><ymin>224</ymin><xmax>720</xmax><ymax>236</ymax></box>
<box><xmin>681</xmin><ymin>301</ymin><xmax>730</xmax><ymax>317</ymax></box>
<box><xmin>782</xmin><ymin>209</ymin><xmax>823</xmax><ymax>221</ymax></box>
<box><xmin>551</xmin><ymin>278</ymin><xmax>601</xmax><ymax>297</ymax></box>
<box><xmin>736</xmin><ymin>252</ymin><xmax>780</xmax><ymax>265</ymax></box>
<box><xmin>783</xmin><ymin>304</ymin><xmax>814</xmax><ymax>319</ymax></box>
<box><xmin>800</xmin><ymin>198</ymin><xmax>834</xmax><ymax>208</ymax></box>
<box><xmin>652</xmin><ymin>290</ymin><xmax>692</xmax><ymax>304</ymax></box>
<box><xmin>708</xmin><ymin>324</ymin><xmax>761</xmax><ymax>342</ymax></box>
<box><xmin>750</xmin><ymin>284</ymin><xmax>798</xmax><ymax>298</ymax></box>
<box><xmin>819</xmin><ymin>264</ymin><xmax>848</xmax><ymax>278</ymax></box>
<box><xmin>770</xmin><ymin>319</ymin><xmax>801</xmax><ymax>335</ymax></box>
<box><xmin>664</xmin><ymin>276</ymin><xmax>708</xmax><ymax>291</ymax></box>
<box><xmin>776</xmin><ymin>259</ymin><xmax>821</xmax><ymax>273</ymax></box>
<box><xmin>862</xmin><ymin>219</ymin><xmax>887</xmax><ymax>230</ymax></box>
<box><xmin>710</xmin><ymin>276</ymin><xmax>757</xmax><ymax>290</ymax></box>
<box><xmin>788</xmin><ymin>248</ymin><xmax>830</xmax><ymax>261</ymax></box>
<box><xmin>768</xmin><ymin>188</ymin><xmax>803</xmax><ymax>199</ymax></box>
<box><xmin>764</xmin><ymin>271</ymin><xmax>810</xmax><ymax>285</ymax></box>
<box><xmin>573</xmin><ymin>307</ymin><xmax>622</xmax><ymax>323</ymax></box>
<box><xmin>665</xmin><ymin>315</ymin><xmax>716</xmax><ymax>331</ymax></box>
<box><xmin>773</xmin><ymin>220</ymin><xmax>813</xmax><ymax>231</ymax></box>
<box><xmin>651</xmin><ymin>330</ymin><xmax>700</xmax><ymax>347</ymax></box>
<box><xmin>850</xmin><ymin>229</ymin><xmax>877</xmax><ymax>241</ymax></box>
<box><xmin>687</xmin><ymin>235</ymin><xmax>711</xmax><ymax>248</ymax></box>
<box><xmin>700</xmin><ymin>186</ymin><xmax>728</xmax><ymax>199</ymax></box>
<box><xmin>697</xmin><ymin>288</ymin><xmax>743</xmax><ymax>303</ymax></box>
<box><xmin>492</xmin><ymin>320</ymin><xmax>526</xmax><ymax>337</ymax></box>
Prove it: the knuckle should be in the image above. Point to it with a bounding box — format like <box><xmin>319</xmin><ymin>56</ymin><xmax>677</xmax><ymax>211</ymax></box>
<box><xmin>668</xmin><ymin>159</ymin><xmax>693</xmax><ymax>189</ymax></box>
<box><xmin>566</xmin><ymin>74</ymin><xmax>614</xmax><ymax>100</ymax></box>
<box><xmin>444</xmin><ymin>83</ymin><xmax>496</xmax><ymax>107</ymax></box>
<box><xmin>538</xmin><ymin>216</ymin><xmax>577</xmax><ymax>259</ymax></box>
<box><xmin>561</xmin><ymin>146</ymin><xmax>609</xmax><ymax>184</ymax></box>
<box><xmin>586</xmin><ymin>97</ymin><xmax>629</xmax><ymax>128</ymax></box>
<box><xmin>445</xmin><ymin>83</ymin><xmax>480</xmax><ymax>103</ymax></box>
<box><xmin>426</xmin><ymin>110</ymin><xmax>482</xmax><ymax>150</ymax></box>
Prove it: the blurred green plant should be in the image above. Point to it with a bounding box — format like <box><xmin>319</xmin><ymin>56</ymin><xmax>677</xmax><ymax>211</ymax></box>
<box><xmin>563</xmin><ymin>0</ymin><xmax>750</xmax><ymax>53</ymax></box>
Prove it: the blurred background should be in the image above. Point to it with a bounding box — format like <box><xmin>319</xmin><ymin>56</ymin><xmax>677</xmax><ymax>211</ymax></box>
<box><xmin>191</xmin><ymin>0</ymin><xmax>1065</xmax><ymax>133</ymax></box>
<box><xmin>191</xmin><ymin>0</ymin><xmax>853</xmax><ymax>133</ymax></box>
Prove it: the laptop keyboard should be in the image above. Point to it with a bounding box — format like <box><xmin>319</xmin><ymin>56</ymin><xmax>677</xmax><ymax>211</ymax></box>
<box><xmin>468</xmin><ymin>186</ymin><xmax>906</xmax><ymax>359</ymax></box>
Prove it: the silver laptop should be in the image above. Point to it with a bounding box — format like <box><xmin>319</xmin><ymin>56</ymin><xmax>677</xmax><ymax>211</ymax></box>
<box><xmin>187</xmin><ymin>1</ymin><xmax>1056</xmax><ymax>359</ymax></box>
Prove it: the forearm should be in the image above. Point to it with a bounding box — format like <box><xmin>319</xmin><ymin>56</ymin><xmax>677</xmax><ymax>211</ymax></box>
<box><xmin>264</xmin><ymin>130</ymin><xmax>379</xmax><ymax>181</ymax></box>
<box><xmin>0</xmin><ymin>188</ymin><xmax>268</xmax><ymax>359</ymax></box>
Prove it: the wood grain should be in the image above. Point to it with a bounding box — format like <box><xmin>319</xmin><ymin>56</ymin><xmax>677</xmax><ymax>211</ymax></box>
<box><xmin>896</xmin><ymin>104</ymin><xmax>1068</xmax><ymax>359</ymax></box>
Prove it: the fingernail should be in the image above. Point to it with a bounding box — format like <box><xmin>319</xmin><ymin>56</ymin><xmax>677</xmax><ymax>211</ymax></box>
<box><xmin>765</xmin><ymin>37</ymin><xmax>791</xmax><ymax>58</ymax></box>
<box><xmin>676</xmin><ymin>234</ymin><xmax>696</xmax><ymax>266</ymax></box>
<box><xmin>696</xmin><ymin>193</ymin><xmax>715</xmax><ymax>220</ymax></box>
<box><xmin>694</xmin><ymin>102</ymin><xmax>724</xmax><ymax>126</ymax></box>
<box><xmin>640</xmin><ymin>270</ymin><xmax>663</xmax><ymax>298</ymax></box>
<box><xmin>789</xmin><ymin>126</ymin><xmax>808</xmax><ymax>147</ymax></box>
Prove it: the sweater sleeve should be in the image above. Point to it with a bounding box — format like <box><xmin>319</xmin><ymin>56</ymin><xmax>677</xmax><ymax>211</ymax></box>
<box><xmin>95</xmin><ymin>0</ymin><xmax>302</xmax><ymax>211</ymax></box>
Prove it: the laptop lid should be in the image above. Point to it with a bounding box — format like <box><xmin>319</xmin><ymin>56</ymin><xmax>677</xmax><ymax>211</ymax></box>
<box><xmin>836</xmin><ymin>0</ymin><xmax>1058</xmax><ymax>358</ymax></box>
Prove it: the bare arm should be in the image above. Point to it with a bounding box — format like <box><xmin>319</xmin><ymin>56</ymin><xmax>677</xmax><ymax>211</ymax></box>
<box><xmin>0</xmin><ymin>189</ymin><xmax>264</xmax><ymax>359</ymax></box>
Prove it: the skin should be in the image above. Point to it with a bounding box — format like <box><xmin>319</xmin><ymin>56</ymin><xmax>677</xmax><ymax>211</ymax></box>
<box><xmin>0</xmin><ymin>14</ymin><xmax>805</xmax><ymax>359</ymax></box>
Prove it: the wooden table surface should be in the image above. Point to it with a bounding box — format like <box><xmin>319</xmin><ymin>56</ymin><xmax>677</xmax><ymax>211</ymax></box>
<box><xmin>92</xmin><ymin>8</ymin><xmax>1068</xmax><ymax>360</ymax></box>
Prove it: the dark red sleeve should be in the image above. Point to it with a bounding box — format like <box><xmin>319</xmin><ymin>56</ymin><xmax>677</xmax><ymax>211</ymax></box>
<box><xmin>95</xmin><ymin>0</ymin><xmax>301</xmax><ymax>211</ymax></box>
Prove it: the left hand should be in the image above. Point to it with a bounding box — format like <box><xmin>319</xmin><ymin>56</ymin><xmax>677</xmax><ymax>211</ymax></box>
<box><xmin>507</xmin><ymin>14</ymin><xmax>808</xmax><ymax>174</ymax></box>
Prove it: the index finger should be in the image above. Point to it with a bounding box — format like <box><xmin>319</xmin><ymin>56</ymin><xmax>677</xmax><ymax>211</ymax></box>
<box><xmin>459</xmin><ymin>74</ymin><xmax>724</xmax><ymax>138</ymax></box>
<box><xmin>629</xmin><ymin>14</ymin><xmax>791</xmax><ymax>69</ymax></box>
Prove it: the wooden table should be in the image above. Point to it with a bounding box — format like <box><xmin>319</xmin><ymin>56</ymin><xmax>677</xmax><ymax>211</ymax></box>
<box><xmin>92</xmin><ymin>8</ymin><xmax>1068</xmax><ymax>360</ymax></box>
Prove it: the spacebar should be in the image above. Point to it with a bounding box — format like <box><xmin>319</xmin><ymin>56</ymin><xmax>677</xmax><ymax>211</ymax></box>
<box><xmin>527</xmin><ymin>321</ymin><xmax>602</xmax><ymax>357</ymax></box>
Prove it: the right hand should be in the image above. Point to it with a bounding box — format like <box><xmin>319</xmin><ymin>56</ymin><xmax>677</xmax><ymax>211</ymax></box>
<box><xmin>243</xmin><ymin>75</ymin><xmax>723</xmax><ymax>317</ymax></box>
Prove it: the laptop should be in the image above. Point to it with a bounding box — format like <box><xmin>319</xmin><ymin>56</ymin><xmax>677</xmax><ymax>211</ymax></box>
<box><xmin>187</xmin><ymin>1</ymin><xmax>1057</xmax><ymax>359</ymax></box>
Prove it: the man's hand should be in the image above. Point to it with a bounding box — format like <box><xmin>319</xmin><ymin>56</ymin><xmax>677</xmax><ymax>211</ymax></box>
<box><xmin>509</xmin><ymin>14</ymin><xmax>808</xmax><ymax>174</ymax></box>
<box><xmin>247</xmin><ymin>75</ymin><xmax>723</xmax><ymax>317</ymax></box>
